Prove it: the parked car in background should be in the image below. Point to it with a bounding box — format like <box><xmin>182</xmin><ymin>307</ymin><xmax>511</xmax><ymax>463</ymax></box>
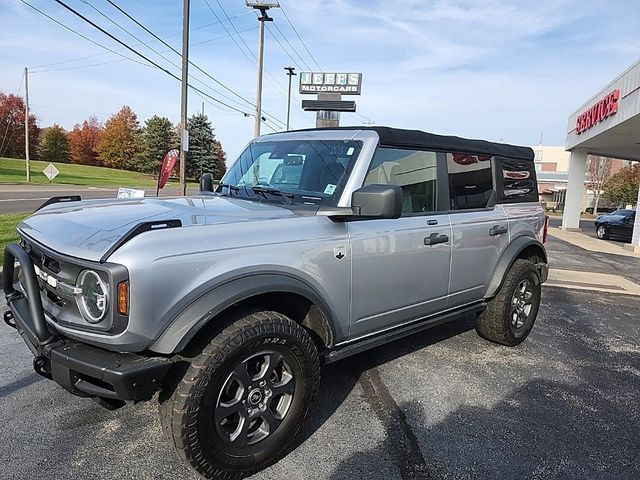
<box><xmin>594</xmin><ymin>209</ymin><xmax>636</xmax><ymax>241</ymax></box>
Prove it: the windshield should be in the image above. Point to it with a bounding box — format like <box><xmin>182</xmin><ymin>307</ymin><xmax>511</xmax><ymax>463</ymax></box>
<box><xmin>218</xmin><ymin>139</ymin><xmax>363</xmax><ymax>205</ymax></box>
<box><xmin>611</xmin><ymin>209</ymin><xmax>634</xmax><ymax>216</ymax></box>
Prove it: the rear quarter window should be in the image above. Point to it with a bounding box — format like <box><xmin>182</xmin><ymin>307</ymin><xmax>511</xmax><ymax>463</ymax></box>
<box><xmin>495</xmin><ymin>156</ymin><xmax>539</xmax><ymax>203</ymax></box>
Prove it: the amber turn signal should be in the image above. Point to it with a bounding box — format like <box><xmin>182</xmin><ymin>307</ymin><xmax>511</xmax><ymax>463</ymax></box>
<box><xmin>117</xmin><ymin>281</ymin><xmax>129</xmax><ymax>315</ymax></box>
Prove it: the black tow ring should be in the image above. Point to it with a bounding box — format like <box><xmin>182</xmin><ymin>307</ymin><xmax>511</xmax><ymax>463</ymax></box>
<box><xmin>3</xmin><ymin>310</ymin><xmax>16</xmax><ymax>329</ymax></box>
<box><xmin>33</xmin><ymin>356</ymin><xmax>52</xmax><ymax>380</ymax></box>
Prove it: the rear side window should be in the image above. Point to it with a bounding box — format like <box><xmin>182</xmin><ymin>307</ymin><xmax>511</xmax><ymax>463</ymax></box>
<box><xmin>496</xmin><ymin>157</ymin><xmax>538</xmax><ymax>203</ymax></box>
<box><xmin>447</xmin><ymin>153</ymin><xmax>493</xmax><ymax>210</ymax></box>
<box><xmin>364</xmin><ymin>148</ymin><xmax>438</xmax><ymax>215</ymax></box>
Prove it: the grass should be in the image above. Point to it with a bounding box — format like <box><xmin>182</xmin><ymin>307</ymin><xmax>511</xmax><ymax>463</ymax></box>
<box><xmin>0</xmin><ymin>157</ymin><xmax>185</xmax><ymax>188</ymax></box>
<box><xmin>0</xmin><ymin>212</ymin><xmax>29</xmax><ymax>253</ymax></box>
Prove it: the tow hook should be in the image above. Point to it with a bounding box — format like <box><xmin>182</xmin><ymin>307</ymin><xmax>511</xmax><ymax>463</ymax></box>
<box><xmin>3</xmin><ymin>310</ymin><xmax>16</xmax><ymax>329</ymax></box>
<box><xmin>33</xmin><ymin>356</ymin><xmax>52</xmax><ymax>380</ymax></box>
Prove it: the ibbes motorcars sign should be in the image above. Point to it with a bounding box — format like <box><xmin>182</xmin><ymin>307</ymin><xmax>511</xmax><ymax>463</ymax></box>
<box><xmin>576</xmin><ymin>89</ymin><xmax>620</xmax><ymax>134</ymax></box>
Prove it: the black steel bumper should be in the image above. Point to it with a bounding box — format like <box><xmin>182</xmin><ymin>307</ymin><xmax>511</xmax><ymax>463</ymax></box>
<box><xmin>3</xmin><ymin>243</ymin><xmax>172</xmax><ymax>408</ymax></box>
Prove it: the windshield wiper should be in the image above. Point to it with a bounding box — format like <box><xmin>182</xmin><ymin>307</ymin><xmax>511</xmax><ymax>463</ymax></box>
<box><xmin>251</xmin><ymin>185</ymin><xmax>294</xmax><ymax>204</ymax></box>
<box><xmin>217</xmin><ymin>183</ymin><xmax>240</xmax><ymax>195</ymax></box>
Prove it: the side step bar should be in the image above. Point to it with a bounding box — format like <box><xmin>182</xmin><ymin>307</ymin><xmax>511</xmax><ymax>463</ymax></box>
<box><xmin>321</xmin><ymin>302</ymin><xmax>485</xmax><ymax>365</ymax></box>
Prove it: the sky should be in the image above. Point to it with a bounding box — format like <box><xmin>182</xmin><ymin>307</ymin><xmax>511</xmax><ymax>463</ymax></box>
<box><xmin>1</xmin><ymin>0</ymin><xmax>640</xmax><ymax>161</ymax></box>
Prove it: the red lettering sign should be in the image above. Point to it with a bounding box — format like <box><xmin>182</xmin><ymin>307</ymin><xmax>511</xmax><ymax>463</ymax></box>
<box><xmin>576</xmin><ymin>89</ymin><xmax>620</xmax><ymax>135</ymax></box>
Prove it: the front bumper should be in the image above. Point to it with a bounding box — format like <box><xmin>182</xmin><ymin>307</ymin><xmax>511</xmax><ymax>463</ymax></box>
<box><xmin>3</xmin><ymin>243</ymin><xmax>172</xmax><ymax>408</ymax></box>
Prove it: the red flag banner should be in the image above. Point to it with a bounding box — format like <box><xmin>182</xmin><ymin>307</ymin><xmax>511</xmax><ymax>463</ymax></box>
<box><xmin>158</xmin><ymin>149</ymin><xmax>179</xmax><ymax>190</ymax></box>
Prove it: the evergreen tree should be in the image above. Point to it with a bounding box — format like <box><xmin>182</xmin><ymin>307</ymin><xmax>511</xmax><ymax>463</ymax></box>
<box><xmin>96</xmin><ymin>106</ymin><xmax>141</xmax><ymax>170</ymax></box>
<box><xmin>138</xmin><ymin>115</ymin><xmax>176</xmax><ymax>174</ymax></box>
<box><xmin>185</xmin><ymin>113</ymin><xmax>226</xmax><ymax>180</ymax></box>
<box><xmin>39</xmin><ymin>124</ymin><xmax>69</xmax><ymax>163</ymax></box>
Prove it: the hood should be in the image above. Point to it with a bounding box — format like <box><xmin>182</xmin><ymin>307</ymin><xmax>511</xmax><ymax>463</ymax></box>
<box><xmin>18</xmin><ymin>195</ymin><xmax>296</xmax><ymax>262</ymax></box>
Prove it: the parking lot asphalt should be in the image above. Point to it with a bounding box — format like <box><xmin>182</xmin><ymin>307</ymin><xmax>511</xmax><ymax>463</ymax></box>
<box><xmin>2</xmin><ymin>280</ymin><xmax>639</xmax><ymax>480</ymax></box>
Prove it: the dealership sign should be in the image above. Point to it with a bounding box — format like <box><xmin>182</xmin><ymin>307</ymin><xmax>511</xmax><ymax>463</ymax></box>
<box><xmin>299</xmin><ymin>72</ymin><xmax>362</xmax><ymax>95</ymax></box>
<box><xmin>575</xmin><ymin>89</ymin><xmax>620</xmax><ymax>135</ymax></box>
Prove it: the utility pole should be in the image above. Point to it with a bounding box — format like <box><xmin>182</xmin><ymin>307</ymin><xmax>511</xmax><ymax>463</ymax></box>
<box><xmin>246</xmin><ymin>2</ymin><xmax>279</xmax><ymax>137</ymax></box>
<box><xmin>179</xmin><ymin>0</ymin><xmax>190</xmax><ymax>196</ymax></box>
<box><xmin>284</xmin><ymin>66</ymin><xmax>296</xmax><ymax>131</ymax></box>
<box><xmin>24</xmin><ymin>67</ymin><xmax>30</xmax><ymax>182</ymax></box>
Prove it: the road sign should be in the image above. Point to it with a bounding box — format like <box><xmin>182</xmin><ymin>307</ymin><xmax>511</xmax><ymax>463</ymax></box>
<box><xmin>43</xmin><ymin>163</ymin><xmax>59</xmax><ymax>181</ymax></box>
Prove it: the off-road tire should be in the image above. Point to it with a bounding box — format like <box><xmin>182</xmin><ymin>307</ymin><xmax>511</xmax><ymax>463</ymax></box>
<box><xmin>596</xmin><ymin>224</ymin><xmax>610</xmax><ymax>240</ymax></box>
<box><xmin>475</xmin><ymin>259</ymin><xmax>541</xmax><ymax>346</ymax></box>
<box><xmin>159</xmin><ymin>308</ymin><xmax>320</xmax><ymax>479</ymax></box>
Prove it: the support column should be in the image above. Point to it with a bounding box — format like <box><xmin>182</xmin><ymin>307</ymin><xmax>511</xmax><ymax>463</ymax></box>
<box><xmin>561</xmin><ymin>149</ymin><xmax>588</xmax><ymax>231</ymax></box>
<box><xmin>624</xmin><ymin>185</ymin><xmax>640</xmax><ymax>253</ymax></box>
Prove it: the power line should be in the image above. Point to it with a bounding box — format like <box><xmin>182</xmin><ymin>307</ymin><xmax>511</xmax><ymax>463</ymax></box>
<box><xmin>280</xmin><ymin>4</ymin><xmax>322</xmax><ymax>71</ymax></box>
<box><xmin>265</xmin><ymin>24</ymin><xmax>306</xmax><ymax>72</ymax></box>
<box><xmin>19</xmin><ymin>0</ymin><xmax>154</xmax><ymax>70</ymax></box>
<box><xmin>106</xmin><ymin>0</ymin><xmax>286</xmax><ymax>128</ymax></box>
<box><xmin>269</xmin><ymin>22</ymin><xmax>312</xmax><ymax>71</ymax></box>
<box><xmin>36</xmin><ymin>0</ymin><xmax>252</xmax><ymax>116</ymax></box>
<box><xmin>78</xmin><ymin>0</ymin><xmax>259</xmax><ymax>115</ymax></box>
<box><xmin>29</xmin><ymin>11</ymin><xmax>253</xmax><ymax>70</ymax></box>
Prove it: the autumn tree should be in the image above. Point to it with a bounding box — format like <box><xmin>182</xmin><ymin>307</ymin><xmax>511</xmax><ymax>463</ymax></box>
<box><xmin>586</xmin><ymin>155</ymin><xmax>613</xmax><ymax>215</ymax></box>
<box><xmin>68</xmin><ymin>117</ymin><xmax>103</xmax><ymax>165</ymax></box>
<box><xmin>96</xmin><ymin>106</ymin><xmax>141</xmax><ymax>170</ymax></box>
<box><xmin>0</xmin><ymin>92</ymin><xmax>39</xmax><ymax>159</ymax></box>
<box><xmin>39</xmin><ymin>124</ymin><xmax>69</xmax><ymax>163</ymax></box>
<box><xmin>603</xmin><ymin>164</ymin><xmax>640</xmax><ymax>206</ymax></box>
<box><xmin>185</xmin><ymin>113</ymin><xmax>226</xmax><ymax>180</ymax></box>
<box><xmin>138</xmin><ymin>115</ymin><xmax>176</xmax><ymax>174</ymax></box>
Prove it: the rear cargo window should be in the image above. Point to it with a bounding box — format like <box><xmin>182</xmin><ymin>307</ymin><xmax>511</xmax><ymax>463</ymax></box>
<box><xmin>496</xmin><ymin>157</ymin><xmax>538</xmax><ymax>203</ymax></box>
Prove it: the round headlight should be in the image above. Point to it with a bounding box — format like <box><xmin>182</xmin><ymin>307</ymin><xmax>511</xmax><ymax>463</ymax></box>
<box><xmin>76</xmin><ymin>270</ymin><xmax>108</xmax><ymax>323</ymax></box>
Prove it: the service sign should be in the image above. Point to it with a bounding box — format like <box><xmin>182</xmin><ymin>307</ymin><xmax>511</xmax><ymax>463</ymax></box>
<box><xmin>575</xmin><ymin>89</ymin><xmax>620</xmax><ymax>135</ymax></box>
<box><xmin>299</xmin><ymin>72</ymin><xmax>362</xmax><ymax>95</ymax></box>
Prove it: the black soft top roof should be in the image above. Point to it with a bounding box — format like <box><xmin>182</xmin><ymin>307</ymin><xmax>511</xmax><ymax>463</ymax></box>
<box><xmin>290</xmin><ymin>126</ymin><xmax>534</xmax><ymax>161</ymax></box>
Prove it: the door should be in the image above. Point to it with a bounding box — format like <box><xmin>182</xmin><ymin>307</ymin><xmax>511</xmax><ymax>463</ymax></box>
<box><xmin>348</xmin><ymin>148</ymin><xmax>452</xmax><ymax>339</ymax></box>
<box><xmin>446</xmin><ymin>152</ymin><xmax>510</xmax><ymax>307</ymax></box>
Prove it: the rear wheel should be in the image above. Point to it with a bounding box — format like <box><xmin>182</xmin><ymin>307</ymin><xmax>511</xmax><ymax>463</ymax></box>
<box><xmin>476</xmin><ymin>259</ymin><xmax>542</xmax><ymax>346</ymax></box>
<box><xmin>159</xmin><ymin>309</ymin><xmax>320</xmax><ymax>479</ymax></box>
<box><xmin>596</xmin><ymin>224</ymin><xmax>610</xmax><ymax>240</ymax></box>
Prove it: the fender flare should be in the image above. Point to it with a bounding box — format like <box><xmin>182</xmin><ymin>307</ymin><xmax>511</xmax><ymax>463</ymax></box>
<box><xmin>484</xmin><ymin>236</ymin><xmax>547</xmax><ymax>299</ymax></box>
<box><xmin>149</xmin><ymin>272</ymin><xmax>337</xmax><ymax>355</ymax></box>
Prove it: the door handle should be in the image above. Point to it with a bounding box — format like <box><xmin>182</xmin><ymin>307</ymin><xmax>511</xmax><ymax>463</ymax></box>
<box><xmin>489</xmin><ymin>225</ymin><xmax>508</xmax><ymax>236</ymax></box>
<box><xmin>424</xmin><ymin>233</ymin><xmax>449</xmax><ymax>246</ymax></box>
<box><xmin>426</xmin><ymin>219</ymin><xmax>438</xmax><ymax>226</ymax></box>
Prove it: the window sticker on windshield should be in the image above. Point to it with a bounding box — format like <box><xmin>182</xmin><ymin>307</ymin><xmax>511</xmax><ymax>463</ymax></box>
<box><xmin>324</xmin><ymin>184</ymin><xmax>337</xmax><ymax>195</ymax></box>
<box><xmin>346</xmin><ymin>146</ymin><xmax>355</xmax><ymax>156</ymax></box>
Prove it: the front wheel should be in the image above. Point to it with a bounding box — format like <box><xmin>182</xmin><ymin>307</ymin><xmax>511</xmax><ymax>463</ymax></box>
<box><xmin>476</xmin><ymin>259</ymin><xmax>542</xmax><ymax>346</ymax></box>
<box><xmin>159</xmin><ymin>309</ymin><xmax>320</xmax><ymax>479</ymax></box>
<box><xmin>596</xmin><ymin>224</ymin><xmax>609</xmax><ymax>240</ymax></box>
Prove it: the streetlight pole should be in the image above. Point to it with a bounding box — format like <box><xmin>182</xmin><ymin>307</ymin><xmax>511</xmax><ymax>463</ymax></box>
<box><xmin>284</xmin><ymin>66</ymin><xmax>296</xmax><ymax>131</ymax></box>
<box><xmin>179</xmin><ymin>0</ymin><xmax>190</xmax><ymax>196</ymax></box>
<box><xmin>246</xmin><ymin>2</ymin><xmax>279</xmax><ymax>138</ymax></box>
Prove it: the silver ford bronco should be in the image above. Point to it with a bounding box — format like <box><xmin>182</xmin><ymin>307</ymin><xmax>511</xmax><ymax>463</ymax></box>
<box><xmin>3</xmin><ymin>127</ymin><xmax>548</xmax><ymax>479</ymax></box>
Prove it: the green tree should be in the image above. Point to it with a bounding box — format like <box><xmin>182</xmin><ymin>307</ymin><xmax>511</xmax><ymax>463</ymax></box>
<box><xmin>138</xmin><ymin>115</ymin><xmax>176</xmax><ymax>174</ymax></box>
<box><xmin>185</xmin><ymin>113</ymin><xmax>226</xmax><ymax>180</ymax></box>
<box><xmin>603</xmin><ymin>164</ymin><xmax>640</xmax><ymax>205</ymax></box>
<box><xmin>96</xmin><ymin>106</ymin><xmax>141</xmax><ymax>170</ymax></box>
<box><xmin>39</xmin><ymin>124</ymin><xmax>69</xmax><ymax>163</ymax></box>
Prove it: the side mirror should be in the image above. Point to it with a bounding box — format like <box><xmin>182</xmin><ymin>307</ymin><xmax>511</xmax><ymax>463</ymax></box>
<box><xmin>351</xmin><ymin>184</ymin><xmax>403</xmax><ymax>219</ymax></box>
<box><xmin>200</xmin><ymin>173</ymin><xmax>214</xmax><ymax>192</ymax></box>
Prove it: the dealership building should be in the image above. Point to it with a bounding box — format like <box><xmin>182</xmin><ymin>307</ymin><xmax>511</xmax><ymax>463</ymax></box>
<box><xmin>562</xmin><ymin>59</ymin><xmax>640</xmax><ymax>252</ymax></box>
